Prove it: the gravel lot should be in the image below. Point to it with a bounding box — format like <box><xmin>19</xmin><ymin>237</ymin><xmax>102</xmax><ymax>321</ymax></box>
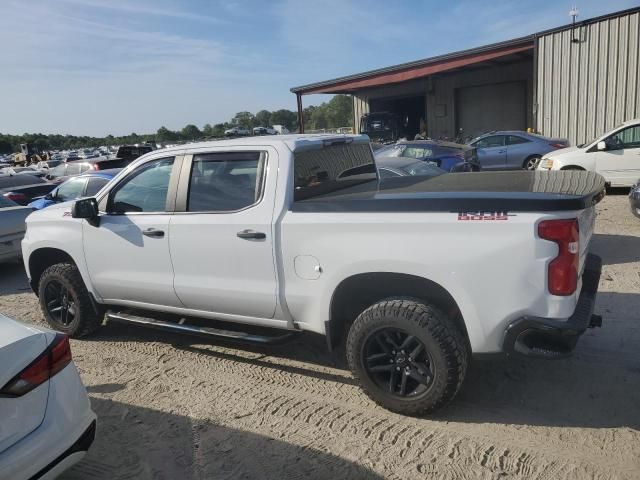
<box><xmin>1</xmin><ymin>192</ymin><xmax>639</xmax><ymax>480</ymax></box>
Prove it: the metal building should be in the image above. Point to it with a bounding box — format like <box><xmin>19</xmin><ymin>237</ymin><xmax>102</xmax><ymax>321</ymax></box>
<box><xmin>291</xmin><ymin>7</ymin><xmax>640</xmax><ymax>146</ymax></box>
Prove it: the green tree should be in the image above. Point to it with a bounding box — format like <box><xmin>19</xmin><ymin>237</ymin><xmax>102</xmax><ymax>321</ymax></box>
<box><xmin>232</xmin><ymin>111</ymin><xmax>256</xmax><ymax>128</ymax></box>
<box><xmin>202</xmin><ymin>124</ymin><xmax>214</xmax><ymax>137</ymax></box>
<box><xmin>212</xmin><ymin>123</ymin><xmax>226</xmax><ymax>137</ymax></box>
<box><xmin>255</xmin><ymin>110</ymin><xmax>271</xmax><ymax>127</ymax></box>
<box><xmin>181</xmin><ymin>124</ymin><xmax>202</xmax><ymax>140</ymax></box>
<box><xmin>156</xmin><ymin>126</ymin><xmax>178</xmax><ymax>142</ymax></box>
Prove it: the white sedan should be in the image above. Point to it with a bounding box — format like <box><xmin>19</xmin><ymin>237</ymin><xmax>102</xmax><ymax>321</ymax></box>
<box><xmin>0</xmin><ymin>314</ymin><xmax>96</xmax><ymax>480</ymax></box>
<box><xmin>537</xmin><ymin>118</ymin><xmax>640</xmax><ymax>186</ymax></box>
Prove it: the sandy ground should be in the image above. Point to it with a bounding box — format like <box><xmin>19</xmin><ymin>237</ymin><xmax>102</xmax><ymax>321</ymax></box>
<box><xmin>1</xmin><ymin>192</ymin><xmax>639</xmax><ymax>480</ymax></box>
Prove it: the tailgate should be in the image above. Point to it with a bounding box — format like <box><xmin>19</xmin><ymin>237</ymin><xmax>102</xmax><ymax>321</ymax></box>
<box><xmin>578</xmin><ymin>206</ymin><xmax>596</xmax><ymax>275</ymax></box>
<box><xmin>0</xmin><ymin>317</ymin><xmax>49</xmax><ymax>454</ymax></box>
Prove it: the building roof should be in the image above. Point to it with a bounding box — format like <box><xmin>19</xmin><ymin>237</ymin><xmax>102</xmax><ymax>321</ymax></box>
<box><xmin>291</xmin><ymin>6</ymin><xmax>640</xmax><ymax>96</ymax></box>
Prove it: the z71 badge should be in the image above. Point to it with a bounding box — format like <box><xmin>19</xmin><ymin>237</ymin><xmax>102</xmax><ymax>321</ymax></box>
<box><xmin>458</xmin><ymin>212</ymin><xmax>511</xmax><ymax>221</ymax></box>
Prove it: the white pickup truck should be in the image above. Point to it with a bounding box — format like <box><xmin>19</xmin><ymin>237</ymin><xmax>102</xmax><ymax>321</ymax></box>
<box><xmin>21</xmin><ymin>134</ymin><xmax>605</xmax><ymax>415</ymax></box>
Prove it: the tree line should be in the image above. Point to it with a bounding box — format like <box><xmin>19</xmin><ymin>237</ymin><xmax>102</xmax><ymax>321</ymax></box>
<box><xmin>0</xmin><ymin>95</ymin><xmax>353</xmax><ymax>154</ymax></box>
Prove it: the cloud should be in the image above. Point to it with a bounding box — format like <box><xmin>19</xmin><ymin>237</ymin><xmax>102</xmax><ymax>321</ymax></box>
<box><xmin>57</xmin><ymin>0</ymin><xmax>228</xmax><ymax>25</ymax></box>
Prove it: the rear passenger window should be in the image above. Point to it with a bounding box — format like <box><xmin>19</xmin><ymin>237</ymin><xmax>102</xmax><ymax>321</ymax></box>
<box><xmin>507</xmin><ymin>135</ymin><xmax>530</xmax><ymax>145</ymax></box>
<box><xmin>187</xmin><ymin>152</ymin><xmax>264</xmax><ymax>212</ymax></box>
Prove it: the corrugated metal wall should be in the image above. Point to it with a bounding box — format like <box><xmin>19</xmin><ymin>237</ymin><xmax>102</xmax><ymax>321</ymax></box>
<box><xmin>536</xmin><ymin>11</ymin><xmax>640</xmax><ymax>145</ymax></box>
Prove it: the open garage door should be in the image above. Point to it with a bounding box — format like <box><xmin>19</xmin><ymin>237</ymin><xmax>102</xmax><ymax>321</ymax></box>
<box><xmin>369</xmin><ymin>95</ymin><xmax>426</xmax><ymax>140</ymax></box>
<box><xmin>456</xmin><ymin>82</ymin><xmax>526</xmax><ymax>139</ymax></box>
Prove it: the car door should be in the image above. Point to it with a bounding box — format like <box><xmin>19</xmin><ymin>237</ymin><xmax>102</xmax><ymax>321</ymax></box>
<box><xmin>169</xmin><ymin>149</ymin><xmax>278</xmax><ymax>320</ymax></box>
<box><xmin>595</xmin><ymin>124</ymin><xmax>640</xmax><ymax>186</ymax></box>
<box><xmin>505</xmin><ymin>135</ymin><xmax>534</xmax><ymax>169</ymax></box>
<box><xmin>472</xmin><ymin>135</ymin><xmax>507</xmax><ymax>170</ymax></box>
<box><xmin>83</xmin><ymin>156</ymin><xmax>183</xmax><ymax>307</ymax></box>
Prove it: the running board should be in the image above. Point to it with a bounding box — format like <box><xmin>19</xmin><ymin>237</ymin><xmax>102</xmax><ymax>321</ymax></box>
<box><xmin>105</xmin><ymin>311</ymin><xmax>299</xmax><ymax>345</ymax></box>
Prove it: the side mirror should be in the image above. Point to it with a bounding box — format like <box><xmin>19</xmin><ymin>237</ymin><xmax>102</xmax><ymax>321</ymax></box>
<box><xmin>597</xmin><ymin>141</ymin><xmax>607</xmax><ymax>151</ymax></box>
<box><xmin>72</xmin><ymin>197</ymin><xmax>100</xmax><ymax>227</ymax></box>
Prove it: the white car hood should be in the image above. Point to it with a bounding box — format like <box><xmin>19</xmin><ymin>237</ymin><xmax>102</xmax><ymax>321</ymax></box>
<box><xmin>544</xmin><ymin>146</ymin><xmax>581</xmax><ymax>159</ymax></box>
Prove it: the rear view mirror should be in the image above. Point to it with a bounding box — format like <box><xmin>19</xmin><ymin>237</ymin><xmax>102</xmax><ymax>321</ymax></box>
<box><xmin>597</xmin><ymin>141</ymin><xmax>607</xmax><ymax>151</ymax></box>
<box><xmin>72</xmin><ymin>197</ymin><xmax>100</xmax><ymax>227</ymax></box>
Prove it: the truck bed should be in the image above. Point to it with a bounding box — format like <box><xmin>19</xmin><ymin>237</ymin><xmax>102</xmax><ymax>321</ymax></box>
<box><xmin>292</xmin><ymin>170</ymin><xmax>606</xmax><ymax>213</ymax></box>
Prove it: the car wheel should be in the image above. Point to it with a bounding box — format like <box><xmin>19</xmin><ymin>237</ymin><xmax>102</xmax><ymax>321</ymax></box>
<box><xmin>523</xmin><ymin>156</ymin><xmax>542</xmax><ymax>170</ymax></box>
<box><xmin>38</xmin><ymin>263</ymin><xmax>103</xmax><ymax>338</ymax></box>
<box><xmin>346</xmin><ymin>298</ymin><xmax>468</xmax><ymax>415</ymax></box>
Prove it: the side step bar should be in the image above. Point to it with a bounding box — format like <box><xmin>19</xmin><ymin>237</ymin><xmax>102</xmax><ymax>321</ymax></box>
<box><xmin>105</xmin><ymin>311</ymin><xmax>300</xmax><ymax>345</ymax></box>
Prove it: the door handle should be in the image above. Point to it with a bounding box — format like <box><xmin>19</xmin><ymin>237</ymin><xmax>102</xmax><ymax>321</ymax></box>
<box><xmin>237</xmin><ymin>229</ymin><xmax>266</xmax><ymax>240</ymax></box>
<box><xmin>142</xmin><ymin>228</ymin><xmax>165</xmax><ymax>238</ymax></box>
<box><xmin>498</xmin><ymin>150</ymin><xmax>506</xmax><ymax>153</ymax></box>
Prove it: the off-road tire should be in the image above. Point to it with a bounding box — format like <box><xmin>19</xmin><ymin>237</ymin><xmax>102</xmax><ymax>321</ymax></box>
<box><xmin>346</xmin><ymin>297</ymin><xmax>468</xmax><ymax>415</ymax></box>
<box><xmin>38</xmin><ymin>263</ymin><xmax>103</xmax><ymax>338</ymax></box>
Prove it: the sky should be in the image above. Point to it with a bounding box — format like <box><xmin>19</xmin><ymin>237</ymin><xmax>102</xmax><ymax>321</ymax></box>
<box><xmin>1</xmin><ymin>0</ymin><xmax>638</xmax><ymax>137</ymax></box>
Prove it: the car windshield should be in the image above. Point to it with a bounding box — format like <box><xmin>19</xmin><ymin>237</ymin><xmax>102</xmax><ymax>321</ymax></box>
<box><xmin>0</xmin><ymin>196</ymin><xmax>18</xmax><ymax>208</ymax></box>
<box><xmin>49</xmin><ymin>164</ymin><xmax>67</xmax><ymax>177</ymax></box>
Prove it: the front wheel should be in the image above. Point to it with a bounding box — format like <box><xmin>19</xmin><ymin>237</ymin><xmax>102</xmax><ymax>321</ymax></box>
<box><xmin>523</xmin><ymin>156</ymin><xmax>542</xmax><ymax>170</ymax></box>
<box><xmin>38</xmin><ymin>263</ymin><xmax>103</xmax><ymax>338</ymax></box>
<box><xmin>346</xmin><ymin>298</ymin><xmax>468</xmax><ymax>415</ymax></box>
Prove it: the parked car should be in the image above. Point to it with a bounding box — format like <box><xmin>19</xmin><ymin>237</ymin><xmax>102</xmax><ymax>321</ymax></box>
<box><xmin>376</xmin><ymin>157</ymin><xmax>447</xmax><ymax>178</ymax></box>
<box><xmin>0</xmin><ymin>314</ymin><xmax>96</xmax><ymax>479</ymax></box>
<box><xmin>469</xmin><ymin>131</ymin><xmax>569</xmax><ymax>171</ymax></box>
<box><xmin>29</xmin><ymin>169</ymin><xmax>121</xmax><ymax>210</ymax></box>
<box><xmin>630</xmin><ymin>180</ymin><xmax>640</xmax><ymax>219</ymax></box>
<box><xmin>0</xmin><ymin>197</ymin><xmax>32</xmax><ymax>263</ymax></box>
<box><xmin>23</xmin><ymin>134</ymin><xmax>605</xmax><ymax>416</ymax></box>
<box><xmin>360</xmin><ymin>112</ymin><xmax>401</xmax><ymax>143</ymax></box>
<box><xmin>253</xmin><ymin>126</ymin><xmax>277</xmax><ymax>135</ymax></box>
<box><xmin>0</xmin><ymin>166</ymin><xmax>47</xmax><ymax>177</ymax></box>
<box><xmin>0</xmin><ymin>174</ymin><xmax>56</xmax><ymax>205</ymax></box>
<box><xmin>46</xmin><ymin>158</ymin><xmax>128</xmax><ymax>184</ymax></box>
<box><xmin>224</xmin><ymin>126</ymin><xmax>251</xmax><ymax>137</ymax></box>
<box><xmin>113</xmin><ymin>145</ymin><xmax>153</xmax><ymax>163</ymax></box>
<box><xmin>272</xmin><ymin>125</ymin><xmax>290</xmax><ymax>135</ymax></box>
<box><xmin>374</xmin><ymin>140</ymin><xmax>480</xmax><ymax>172</ymax></box>
<box><xmin>537</xmin><ymin>119</ymin><xmax>640</xmax><ymax>186</ymax></box>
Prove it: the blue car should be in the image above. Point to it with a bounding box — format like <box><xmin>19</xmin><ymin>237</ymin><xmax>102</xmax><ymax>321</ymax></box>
<box><xmin>29</xmin><ymin>169</ymin><xmax>121</xmax><ymax>210</ymax></box>
<box><xmin>468</xmin><ymin>131</ymin><xmax>569</xmax><ymax>171</ymax></box>
<box><xmin>374</xmin><ymin>140</ymin><xmax>480</xmax><ymax>172</ymax></box>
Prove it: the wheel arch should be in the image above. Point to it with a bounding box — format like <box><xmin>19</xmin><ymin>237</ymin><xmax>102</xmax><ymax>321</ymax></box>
<box><xmin>327</xmin><ymin>272</ymin><xmax>470</xmax><ymax>352</ymax></box>
<box><xmin>28</xmin><ymin>248</ymin><xmax>78</xmax><ymax>295</ymax></box>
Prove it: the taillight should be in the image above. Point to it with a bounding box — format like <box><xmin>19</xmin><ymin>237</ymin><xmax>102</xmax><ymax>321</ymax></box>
<box><xmin>538</xmin><ymin>219</ymin><xmax>579</xmax><ymax>296</ymax></box>
<box><xmin>4</xmin><ymin>192</ymin><xmax>28</xmax><ymax>203</ymax></box>
<box><xmin>0</xmin><ymin>334</ymin><xmax>72</xmax><ymax>397</ymax></box>
<box><xmin>549</xmin><ymin>142</ymin><xmax>567</xmax><ymax>149</ymax></box>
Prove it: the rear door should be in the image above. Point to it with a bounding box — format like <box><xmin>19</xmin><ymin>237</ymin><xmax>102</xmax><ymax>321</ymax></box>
<box><xmin>169</xmin><ymin>149</ymin><xmax>278</xmax><ymax>319</ymax></box>
<box><xmin>0</xmin><ymin>317</ymin><xmax>48</xmax><ymax>454</ymax></box>
<box><xmin>473</xmin><ymin>135</ymin><xmax>507</xmax><ymax>170</ymax></box>
<box><xmin>595</xmin><ymin>124</ymin><xmax>640</xmax><ymax>186</ymax></box>
<box><xmin>506</xmin><ymin>135</ymin><xmax>534</xmax><ymax>169</ymax></box>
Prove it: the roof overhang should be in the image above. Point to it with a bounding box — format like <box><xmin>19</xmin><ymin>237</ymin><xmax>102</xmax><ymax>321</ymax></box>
<box><xmin>291</xmin><ymin>37</ymin><xmax>534</xmax><ymax>95</ymax></box>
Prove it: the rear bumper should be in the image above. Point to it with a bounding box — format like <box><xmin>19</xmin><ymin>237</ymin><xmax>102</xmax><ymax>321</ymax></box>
<box><xmin>503</xmin><ymin>253</ymin><xmax>602</xmax><ymax>358</ymax></box>
<box><xmin>29</xmin><ymin>420</ymin><xmax>96</xmax><ymax>480</ymax></box>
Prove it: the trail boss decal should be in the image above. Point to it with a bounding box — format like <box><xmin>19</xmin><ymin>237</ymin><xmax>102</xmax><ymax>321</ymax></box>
<box><xmin>458</xmin><ymin>212</ymin><xmax>512</xmax><ymax>221</ymax></box>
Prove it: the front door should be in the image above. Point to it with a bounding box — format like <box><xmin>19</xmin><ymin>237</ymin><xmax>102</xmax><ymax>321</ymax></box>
<box><xmin>83</xmin><ymin>157</ymin><xmax>183</xmax><ymax>307</ymax></box>
<box><xmin>169</xmin><ymin>150</ymin><xmax>278</xmax><ymax>319</ymax></box>
<box><xmin>595</xmin><ymin>124</ymin><xmax>640</xmax><ymax>186</ymax></box>
<box><xmin>473</xmin><ymin>135</ymin><xmax>507</xmax><ymax>170</ymax></box>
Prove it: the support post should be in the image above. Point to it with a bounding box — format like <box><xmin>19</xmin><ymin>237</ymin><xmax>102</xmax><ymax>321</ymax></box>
<box><xmin>296</xmin><ymin>93</ymin><xmax>304</xmax><ymax>133</ymax></box>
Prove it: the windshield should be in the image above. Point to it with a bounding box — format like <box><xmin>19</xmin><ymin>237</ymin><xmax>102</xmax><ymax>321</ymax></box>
<box><xmin>49</xmin><ymin>163</ymin><xmax>67</xmax><ymax>178</ymax></box>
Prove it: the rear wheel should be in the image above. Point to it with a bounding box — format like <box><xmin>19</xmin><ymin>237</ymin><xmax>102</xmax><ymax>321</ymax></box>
<box><xmin>523</xmin><ymin>155</ymin><xmax>542</xmax><ymax>170</ymax></box>
<box><xmin>346</xmin><ymin>298</ymin><xmax>468</xmax><ymax>415</ymax></box>
<box><xmin>38</xmin><ymin>263</ymin><xmax>103</xmax><ymax>338</ymax></box>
